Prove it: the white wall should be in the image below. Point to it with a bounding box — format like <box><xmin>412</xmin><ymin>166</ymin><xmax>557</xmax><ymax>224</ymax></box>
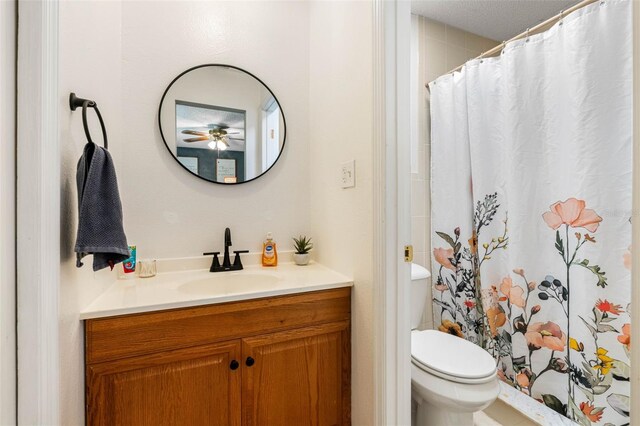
<box><xmin>59</xmin><ymin>2</ymin><xmax>124</xmax><ymax>423</ymax></box>
<box><xmin>59</xmin><ymin>1</ymin><xmax>311</xmax><ymax>423</ymax></box>
<box><xmin>0</xmin><ymin>1</ymin><xmax>16</xmax><ymax>423</ymax></box>
<box><xmin>118</xmin><ymin>0</ymin><xmax>310</xmax><ymax>258</ymax></box>
<box><xmin>308</xmin><ymin>2</ymin><xmax>374</xmax><ymax>424</ymax></box>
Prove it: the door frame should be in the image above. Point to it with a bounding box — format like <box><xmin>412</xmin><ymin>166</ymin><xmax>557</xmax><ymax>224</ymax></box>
<box><xmin>372</xmin><ymin>1</ymin><xmax>412</xmax><ymax>424</ymax></box>
<box><xmin>0</xmin><ymin>0</ymin><xmax>16</xmax><ymax>424</ymax></box>
<box><xmin>631</xmin><ymin>1</ymin><xmax>640</xmax><ymax>421</ymax></box>
<box><xmin>16</xmin><ymin>0</ymin><xmax>60</xmax><ymax>424</ymax></box>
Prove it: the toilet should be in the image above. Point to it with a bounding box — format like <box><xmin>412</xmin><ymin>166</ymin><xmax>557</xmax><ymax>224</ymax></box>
<box><xmin>410</xmin><ymin>263</ymin><xmax>500</xmax><ymax>426</ymax></box>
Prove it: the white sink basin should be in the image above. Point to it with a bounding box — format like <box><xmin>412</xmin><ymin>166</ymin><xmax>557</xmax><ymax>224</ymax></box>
<box><xmin>178</xmin><ymin>272</ymin><xmax>280</xmax><ymax>295</ymax></box>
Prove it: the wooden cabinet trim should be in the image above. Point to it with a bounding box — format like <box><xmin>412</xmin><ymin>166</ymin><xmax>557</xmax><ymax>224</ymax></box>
<box><xmin>241</xmin><ymin>320</ymin><xmax>349</xmax><ymax>347</ymax></box>
<box><xmin>85</xmin><ymin>287</ymin><xmax>351</xmax><ymax>365</ymax></box>
<box><xmin>87</xmin><ymin>340</ymin><xmax>242</xmax><ymax>375</ymax></box>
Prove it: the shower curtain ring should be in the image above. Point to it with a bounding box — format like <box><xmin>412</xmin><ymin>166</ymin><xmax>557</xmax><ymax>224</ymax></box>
<box><xmin>525</xmin><ymin>28</ymin><xmax>530</xmax><ymax>42</ymax></box>
<box><xmin>501</xmin><ymin>41</ymin><xmax>506</xmax><ymax>55</ymax></box>
<box><xmin>559</xmin><ymin>10</ymin><xmax>564</xmax><ymax>25</ymax></box>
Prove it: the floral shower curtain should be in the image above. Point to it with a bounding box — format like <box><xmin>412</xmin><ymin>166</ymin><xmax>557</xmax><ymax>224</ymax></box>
<box><xmin>429</xmin><ymin>2</ymin><xmax>632</xmax><ymax>425</ymax></box>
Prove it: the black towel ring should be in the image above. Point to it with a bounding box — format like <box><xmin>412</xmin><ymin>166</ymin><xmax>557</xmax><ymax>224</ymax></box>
<box><xmin>69</xmin><ymin>92</ymin><xmax>108</xmax><ymax>149</ymax></box>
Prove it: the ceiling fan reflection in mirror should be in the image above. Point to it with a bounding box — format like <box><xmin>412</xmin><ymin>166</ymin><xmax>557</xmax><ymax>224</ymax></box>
<box><xmin>158</xmin><ymin>64</ymin><xmax>287</xmax><ymax>185</ymax></box>
<box><xmin>181</xmin><ymin>125</ymin><xmax>242</xmax><ymax>151</ymax></box>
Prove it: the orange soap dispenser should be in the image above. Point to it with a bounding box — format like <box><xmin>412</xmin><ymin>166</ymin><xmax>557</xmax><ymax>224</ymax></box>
<box><xmin>262</xmin><ymin>232</ymin><xmax>278</xmax><ymax>267</ymax></box>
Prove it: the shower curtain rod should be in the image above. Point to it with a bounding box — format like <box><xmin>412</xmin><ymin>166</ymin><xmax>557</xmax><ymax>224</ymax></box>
<box><xmin>425</xmin><ymin>0</ymin><xmax>600</xmax><ymax>88</ymax></box>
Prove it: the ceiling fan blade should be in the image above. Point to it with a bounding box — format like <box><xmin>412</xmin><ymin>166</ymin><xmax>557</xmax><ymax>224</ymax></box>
<box><xmin>227</xmin><ymin>132</ymin><xmax>240</xmax><ymax>135</ymax></box>
<box><xmin>182</xmin><ymin>130</ymin><xmax>208</xmax><ymax>136</ymax></box>
<box><xmin>184</xmin><ymin>137</ymin><xmax>209</xmax><ymax>142</ymax></box>
<box><xmin>228</xmin><ymin>137</ymin><xmax>244</xmax><ymax>141</ymax></box>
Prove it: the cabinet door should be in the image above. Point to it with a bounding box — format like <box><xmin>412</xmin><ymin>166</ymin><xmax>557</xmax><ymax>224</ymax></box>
<box><xmin>87</xmin><ymin>340</ymin><xmax>241</xmax><ymax>426</ymax></box>
<box><xmin>242</xmin><ymin>321</ymin><xmax>350</xmax><ymax>426</ymax></box>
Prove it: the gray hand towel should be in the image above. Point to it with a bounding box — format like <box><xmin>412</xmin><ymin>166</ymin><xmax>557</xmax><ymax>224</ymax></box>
<box><xmin>75</xmin><ymin>142</ymin><xmax>129</xmax><ymax>271</ymax></box>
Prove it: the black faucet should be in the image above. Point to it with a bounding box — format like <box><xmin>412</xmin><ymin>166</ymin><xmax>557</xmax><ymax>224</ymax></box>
<box><xmin>223</xmin><ymin>228</ymin><xmax>232</xmax><ymax>268</ymax></box>
<box><xmin>204</xmin><ymin>228</ymin><xmax>249</xmax><ymax>272</ymax></box>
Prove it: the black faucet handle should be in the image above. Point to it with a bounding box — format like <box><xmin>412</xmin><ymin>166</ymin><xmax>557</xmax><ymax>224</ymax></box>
<box><xmin>204</xmin><ymin>252</ymin><xmax>222</xmax><ymax>272</ymax></box>
<box><xmin>232</xmin><ymin>250</ymin><xmax>249</xmax><ymax>269</ymax></box>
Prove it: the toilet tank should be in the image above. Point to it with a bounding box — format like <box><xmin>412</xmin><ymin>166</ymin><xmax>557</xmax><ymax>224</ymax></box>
<box><xmin>410</xmin><ymin>263</ymin><xmax>431</xmax><ymax>329</ymax></box>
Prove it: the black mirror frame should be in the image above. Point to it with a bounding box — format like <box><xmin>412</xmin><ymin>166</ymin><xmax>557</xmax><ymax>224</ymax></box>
<box><xmin>158</xmin><ymin>64</ymin><xmax>287</xmax><ymax>185</ymax></box>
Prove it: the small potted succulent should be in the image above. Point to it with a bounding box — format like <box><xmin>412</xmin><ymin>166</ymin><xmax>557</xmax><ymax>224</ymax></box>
<box><xmin>292</xmin><ymin>235</ymin><xmax>313</xmax><ymax>266</ymax></box>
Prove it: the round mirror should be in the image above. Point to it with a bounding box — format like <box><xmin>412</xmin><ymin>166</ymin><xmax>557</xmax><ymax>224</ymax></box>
<box><xmin>159</xmin><ymin>64</ymin><xmax>286</xmax><ymax>184</ymax></box>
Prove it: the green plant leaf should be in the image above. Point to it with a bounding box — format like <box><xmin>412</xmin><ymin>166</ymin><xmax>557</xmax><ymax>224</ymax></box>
<box><xmin>580</xmin><ymin>316</ymin><xmax>598</xmax><ymax>340</ymax></box>
<box><xmin>597</xmin><ymin>323</ymin><xmax>618</xmax><ymax>333</ymax></box>
<box><xmin>611</xmin><ymin>360</ymin><xmax>630</xmax><ymax>381</ymax></box>
<box><xmin>542</xmin><ymin>394</ymin><xmax>567</xmax><ymax>416</ymax></box>
<box><xmin>573</xmin><ymin>259</ymin><xmax>608</xmax><ymax>288</ymax></box>
<box><xmin>292</xmin><ymin>235</ymin><xmax>313</xmax><ymax>254</ymax></box>
<box><xmin>436</xmin><ymin>231</ymin><xmax>456</xmax><ymax>249</ymax></box>
<box><xmin>592</xmin><ymin>384</ymin><xmax>611</xmax><ymax>396</ymax></box>
<box><xmin>578</xmin><ymin>384</ymin><xmax>595</xmax><ymax>402</ymax></box>
<box><xmin>607</xmin><ymin>393</ymin><xmax>630</xmax><ymax>417</ymax></box>
<box><xmin>555</xmin><ymin>230</ymin><xmax>564</xmax><ymax>258</ymax></box>
<box><xmin>593</xmin><ymin>307</ymin><xmax>603</xmax><ymax>323</ymax></box>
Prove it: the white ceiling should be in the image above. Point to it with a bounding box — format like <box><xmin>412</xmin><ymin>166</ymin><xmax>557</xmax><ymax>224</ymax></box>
<box><xmin>176</xmin><ymin>103</ymin><xmax>245</xmax><ymax>151</ymax></box>
<box><xmin>411</xmin><ymin>0</ymin><xmax>581</xmax><ymax>41</ymax></box>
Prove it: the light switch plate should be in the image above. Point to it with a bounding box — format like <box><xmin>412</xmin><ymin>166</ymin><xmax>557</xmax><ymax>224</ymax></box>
<box><xmin>341</xmin><ymin>160</ymin><xmax>355</xmax><ymax>189</ymax></box>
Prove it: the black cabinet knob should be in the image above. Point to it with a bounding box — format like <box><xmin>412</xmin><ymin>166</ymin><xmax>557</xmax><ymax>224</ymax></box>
<box><xmin>230</xmin><ymin>360</ymin><xmax>239</xmax><ymax>370</ymax></box>
<box><xmin>246</xmin><ymin>357</ymin><xmax>255</xmax><ymax>367</ymax></box>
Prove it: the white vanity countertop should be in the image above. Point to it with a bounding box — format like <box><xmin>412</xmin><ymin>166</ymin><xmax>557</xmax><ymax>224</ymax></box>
<box><xmin>79</xmin><ymin>262</ymin><xmax>353</xmax><ymax>320</ymax></box>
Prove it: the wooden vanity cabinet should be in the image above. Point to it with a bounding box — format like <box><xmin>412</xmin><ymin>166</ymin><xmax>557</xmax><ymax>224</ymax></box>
<box><xmin>241</xmin><ymin>322</ymin><xmax>349</xmax><ymax>426</ymax></box>
<box><xmin>84</xmin><ymin>288</ymin><xmax>351</xmax><ymax>426</ymax></box>
<box><xmin>86</xmin><ymin>340</ymin><xmax>242</xmax><ymax>426</ymax></box>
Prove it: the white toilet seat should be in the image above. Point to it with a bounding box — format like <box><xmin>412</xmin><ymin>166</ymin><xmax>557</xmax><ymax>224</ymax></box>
<box><xmin>411</xmin><ymin>358</ymin><xmax>497</xmax><ymax>384</ymax></box>
<box><xmin>411</xmin><ymin>329</ymin><xmax>497</xmax><ymax>384</ymax></box>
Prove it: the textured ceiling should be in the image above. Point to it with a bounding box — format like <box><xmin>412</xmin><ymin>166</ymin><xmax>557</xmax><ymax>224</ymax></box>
<box><xmin>411</xmin><ymin>0</ymin><xmax>581</xmax><ymax>41</ymax></box>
